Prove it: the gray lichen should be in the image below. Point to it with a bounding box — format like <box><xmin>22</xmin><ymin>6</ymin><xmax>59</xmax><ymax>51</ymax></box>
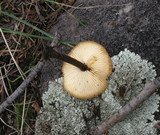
<box><xmin>35</xmin><ymin>49</ymin><xmax>160</xmax><ymax>135</ymax></box>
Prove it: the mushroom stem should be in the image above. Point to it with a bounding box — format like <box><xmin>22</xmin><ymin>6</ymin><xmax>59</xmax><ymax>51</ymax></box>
<box><xmin>45</xmin><ymin>47</ymin><xmax>90</xmax><ymax>71</ymax></box>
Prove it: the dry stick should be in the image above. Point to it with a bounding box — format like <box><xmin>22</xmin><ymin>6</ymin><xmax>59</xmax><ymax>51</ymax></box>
<box><xmin>0</xmin><ymin>60</ymin><xmax>45</xmax><ymax>114</ymax></box>
<box><xmin>89</xmin><ymin>77</ymin><xmax>160</xmax><ymax>135</ymax></box>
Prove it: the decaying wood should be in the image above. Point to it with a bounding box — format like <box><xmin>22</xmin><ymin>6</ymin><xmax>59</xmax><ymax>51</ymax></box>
<box><xmin>89</xmin><ymin>77</ymin><xmax>160</xmax><ymax>135</ymax></box>
<box><xmin>0</xmin><ymin>60</ymin><xmax>45</xmax><ymax>114</ymax></box>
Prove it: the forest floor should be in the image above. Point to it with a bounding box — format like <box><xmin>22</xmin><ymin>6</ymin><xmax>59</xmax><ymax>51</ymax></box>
<box><xmin>0</xmin><ymin>0</ymin><xmax>75</xmax><ymax>134</ymax></box>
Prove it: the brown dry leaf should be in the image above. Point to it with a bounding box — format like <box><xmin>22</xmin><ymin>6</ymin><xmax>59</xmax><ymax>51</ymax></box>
<box><xmin>32</xmin><ymin>102</ymin><xmax>41</xmax><ymax>113</ymax></box>
<box><xmin>26</xmin><ymin>9</ymin><xmax>37</xmax><ymax>15</ymax></box>
<box><xmin>16</xmin><ymin>53</ymin><xmax>25</xmax><ymax>59</ymax></box>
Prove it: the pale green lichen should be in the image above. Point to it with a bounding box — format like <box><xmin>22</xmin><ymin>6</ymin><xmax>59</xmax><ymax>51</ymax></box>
<box><xmin>35</xmin><ymin>49</ymin><xmax>160</xmax><ymax>135</ymax></box>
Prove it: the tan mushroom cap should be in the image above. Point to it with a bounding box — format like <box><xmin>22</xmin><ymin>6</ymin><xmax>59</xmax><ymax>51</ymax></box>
<box><xmin>62</xmin><ymin>41</ymin><xmax>112</xmax><ymax>99</ymax></box>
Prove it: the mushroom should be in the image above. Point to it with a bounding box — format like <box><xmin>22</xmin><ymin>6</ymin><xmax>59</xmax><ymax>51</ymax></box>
<box><xmin>62</xmin><ymin>41</ymin><xmax>112</xmax><ymax>99</ymax></box>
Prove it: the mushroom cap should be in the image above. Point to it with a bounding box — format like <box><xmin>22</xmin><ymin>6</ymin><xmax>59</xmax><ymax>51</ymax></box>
<box><xmin>62</xmin><ymin>41</ymin><xmax>112</xmax><ymax>99</ymax></box>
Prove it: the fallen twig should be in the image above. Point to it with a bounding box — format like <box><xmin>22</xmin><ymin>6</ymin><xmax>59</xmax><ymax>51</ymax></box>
<box><xmin>0</xmin><ymin>60</ymin><xmax>45</xmax><ymax>114</ymax></box>
<box><xmin>89</xmin><ymin>77</ymin><xmax>160</xmax><ymax>135</ymax></box>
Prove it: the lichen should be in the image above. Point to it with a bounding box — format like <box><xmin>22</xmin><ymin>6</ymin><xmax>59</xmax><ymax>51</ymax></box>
<box><xmin>35</xmin><ymin>49</ymin><xmax>160</xmax><ymax>135</ymax></box>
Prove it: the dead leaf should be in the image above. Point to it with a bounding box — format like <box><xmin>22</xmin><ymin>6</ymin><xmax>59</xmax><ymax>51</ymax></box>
<box><xmin>32</xmin><ymin>102</ymin><xmax>41</xmax><ymax>113</ymax></box>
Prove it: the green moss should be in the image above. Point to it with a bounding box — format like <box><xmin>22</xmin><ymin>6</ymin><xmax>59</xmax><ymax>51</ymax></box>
<box><xmin>35</xmin><ymin>49</ymin><xmax>159</xmax><ymax>135</ymax></box>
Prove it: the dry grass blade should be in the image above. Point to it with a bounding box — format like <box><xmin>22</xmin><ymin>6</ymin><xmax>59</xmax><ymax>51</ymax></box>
<box><xmin>0</xmin><ymin>117</ymin><xmax>18</xmax><ymax>133</ymax></box>
<box><xmin>20</xmin><ymin>89</ymin><xmax>27</xmax><ymax>135</ymax></box>
<box><xmin>0</xmin><ymin>68</ymin><xmax>9</xmax><ymax>97</ymax></box>
<box><xmin>0</xmin><ymin>50</ymin><xmax>22</xmax><ymax>53</ymax></box>
<box><xmin>45</xmin><ymin>1</ymin><xmax>130</xmax><ymax>9</ymax></box>
<box><xmin>0</xmin><ymin>29</ymin><xmax>25</xmax><ymax>80</ymax></box>
<box><xmin>0</xmin><ymin>29</ymin><xmax>26</xmax><ymax>134</ymax></box>
<box><xmin>0</xmin><ymin>60</ymin><xmax>45</xmax><ymax>114</ymax></box>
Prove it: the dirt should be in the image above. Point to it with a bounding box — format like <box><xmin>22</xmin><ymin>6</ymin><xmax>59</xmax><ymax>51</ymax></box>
<box><xmin>0</xmin><ymin>1</ymin><xmax>70</xmax><ymax>134</ymax></box>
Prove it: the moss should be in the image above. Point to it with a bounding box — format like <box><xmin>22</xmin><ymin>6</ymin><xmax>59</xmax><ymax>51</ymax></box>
<box><xmin>35</xmin><ymin>49</ymin><xmax>159</xmax><ymax>135</ymax></box>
